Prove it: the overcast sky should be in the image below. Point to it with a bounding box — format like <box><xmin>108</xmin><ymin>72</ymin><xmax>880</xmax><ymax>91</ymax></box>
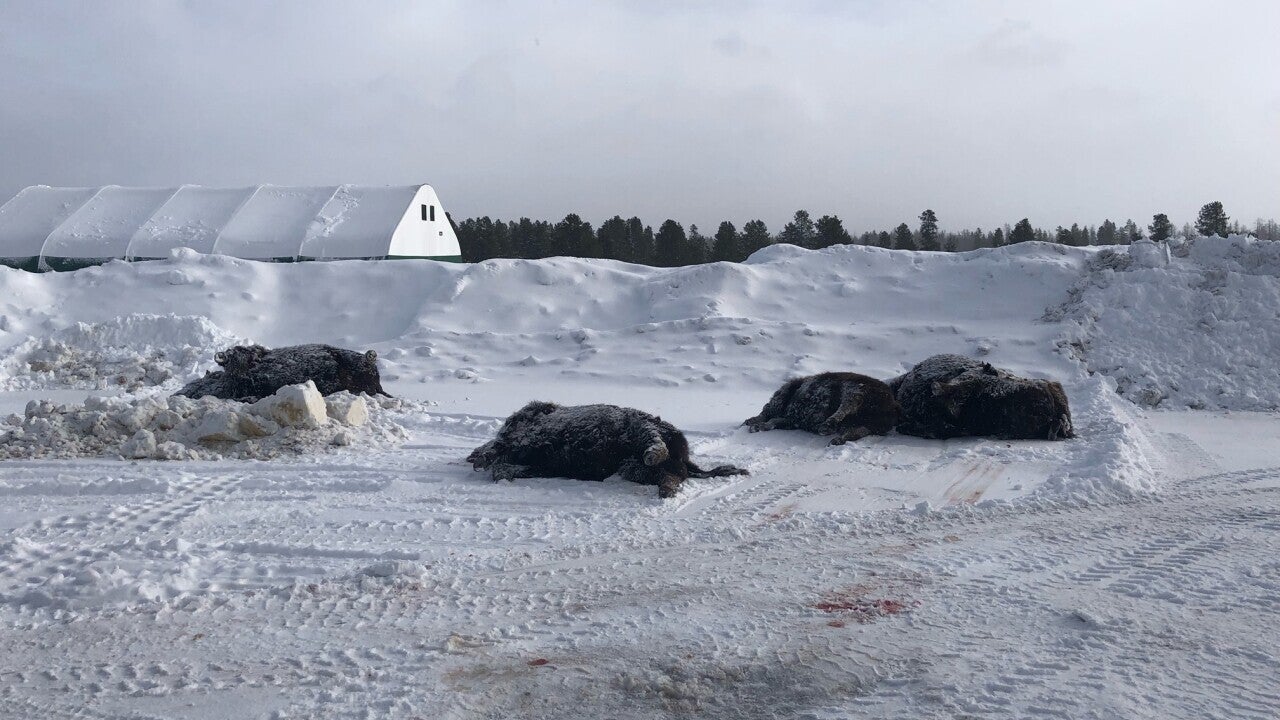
<box><xmin>1</xmin><ymin>0</ymin><xmax>1276</xmax><ymax>232</ymax></box>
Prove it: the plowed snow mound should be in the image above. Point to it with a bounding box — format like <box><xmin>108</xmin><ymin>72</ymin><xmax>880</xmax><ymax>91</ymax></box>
<box><xmin>0</xmin><ymin>383</ymin><xmax>408</xmax><ymax>460</ymax></box>
<box><xmin>1056</xmin><ymin>235</ymin><xmax>1280</xmax><ymax>410</ymax></box>
<box><xmin>0</xmin><ymin>314</ymin><xmax>245</xmax><ymax>392</ymax></box>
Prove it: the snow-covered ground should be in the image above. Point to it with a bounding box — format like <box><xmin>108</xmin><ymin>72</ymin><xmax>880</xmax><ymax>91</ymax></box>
<box><xmin>0</xmin><ymin>239</ymin><xmax>1278</xmax><ymax>718</ymax></box>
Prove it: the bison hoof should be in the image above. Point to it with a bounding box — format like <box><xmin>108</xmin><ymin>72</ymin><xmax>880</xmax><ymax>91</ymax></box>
<box><xmin>829</xmin><ymin>437</ymin><xmax>846</xmax><ymax>446</ymax></box>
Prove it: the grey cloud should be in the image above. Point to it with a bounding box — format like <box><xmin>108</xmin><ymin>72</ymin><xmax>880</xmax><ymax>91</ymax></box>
<box><xmin>0</xmin><ymin>0</ymin><xmax>1276</xmax><ymax>234</ymax></box>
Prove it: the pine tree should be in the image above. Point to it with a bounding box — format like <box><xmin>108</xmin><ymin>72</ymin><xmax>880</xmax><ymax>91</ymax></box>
<box><xmin>456</xmin><ymin>218</ymin><xmax>484</xmax><ymax>262</ymax></box>
<box><xmin>626</xmin><ymin>217</ymin><xmax>654</xmax><ymax>265</ymax></box>
<box><xmin>685</xmin><ymin>224</ymin><xmax>708</xmax><ymax>265</ymax></box>
<box><xmin>1096</xmin><ymin>219</ymin><xmax>1118</xmax><ymax>245</ymax></box>
<box><xmin>512</xmin><ymin>218</ymin><xmax>549</xmax><ymax>258</ymax></box>
<box><xmin>741</xmin><ymin>220</ymin><xmax>773</xmax><ymax>257</ymax></box>
<box><xmin>894</xmin><ymin>223</ymin><xmax>915</xmax><ymax>250</ymax></box>
<box><xmin>1055</xmin><ymin>226</ymin><xmax>1072</xmax><ymax>244</ymax></box>
<box><xmin>877</xmin><ymin>230</ymin><xmax>892</xmax><ymax>249</ymax></box>
<box><xmin>711</xmin><ymin>221</ymin><xmax>741</xmax><ymax>262</ymax></box>
<box><xmin>1147</xmin><ymin>213</ymin><xmax>1173</xmax><ymax>242</ymax></box>
<box><xmin>554</xmin><ymin>214</ymin><xmax>598</xmax><ymax>257</ymax></box>
<box><xmin>598</xmin><ymin>216</ymin><xmax>629</xmax><ymax>261</ymax></box>
<box><xmin>991</xmin><ymin>227</ymin><xmax>1005</xmax><ymax>247</ymax></box>
<box><xmin>1195</xmin><ymin>201</ymin><xmax>1229</xmax><ymax>237</ymax></box>
<box><xmin>1255</xmin><ymin>218</ymin><xmax>1280</xmax><ymax>241</ymax></box>
<box><xmin>490</xmin><ymin>217</ymin><xmax>512</xmax><ymax>258</ymax></box>
<box><xmin>1121</xmin><ymin>219</ymin><xmax>1142</xmax><ymax>245</ymax></box>
<box><xmin>815</xmin><ymin>214</ymin><xmax>852</xmax><ymax>249</ymax></box>
<box><xmin>1010</xmin><ymin>218</ymin><xmax>1035</xmax><ymax>244</ymax></box>
<box><xmin>918</xmin><ymin>209</ymin><xmax>940</xmax><ymax>251</ymax></box>
<box><xmin>654</xmin><ymin>219</ymin><xmax>687</xmax><ymax>267</ymax></box>
<box><xmin>971</xmin><ymin>227</ymin><xmax>986</xmax><ymax>249</ymax></box>
<box><xmin>778</xmin><ymin>210</ymin><xmax>818</xmax><ymax>249</ymax></box>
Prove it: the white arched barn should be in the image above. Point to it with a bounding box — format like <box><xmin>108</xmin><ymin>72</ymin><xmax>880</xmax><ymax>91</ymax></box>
<box><xmin>0</xmin><ymin>184</ymin><xmax>462</xmax><ymax>271</ymax></box>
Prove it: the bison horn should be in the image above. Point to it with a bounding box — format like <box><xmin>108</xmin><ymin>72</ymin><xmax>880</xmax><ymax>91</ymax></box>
<box><xmin>214</xmin><ymin>351</ymin><xmax>227</xmax><ymax>365</ymax></box>
<box><xmin>365</xmin><ymin>350</ymin><xmax>378</xmax><ymax>361</ymax></box>
<box><xmin>1048</xmin><ymin>414</ymin><xmax>1073</xmax><ymax>440</ymax></box>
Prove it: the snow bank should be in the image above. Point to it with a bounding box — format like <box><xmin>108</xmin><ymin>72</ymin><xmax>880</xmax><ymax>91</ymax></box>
<box><xmin>7</xmin><ymin>238</ymin><xmax>1273</xmax><ymax>500</ymax></box>
<box><xmin>0</xmin><ymin>382</ymin><xmax>406</xmax><ymax>460</ymax></box>
<box><xmin>0</xmin><ymin>313</ymin><xmax>244</xmax><ymax>392</ymax></box>
<box><xmin>1057</xmin><ymin>235</ymin><xmax>1280</xmax><ymax>410</ymax></box>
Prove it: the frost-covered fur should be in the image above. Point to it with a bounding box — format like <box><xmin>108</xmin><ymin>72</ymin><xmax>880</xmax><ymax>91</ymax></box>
<box><xmin>176</xmin><ymin>343</ymin><xmax>389</xmax><ymax>402</ymax></box>
<box><xmin>743</xmin><ymin>372</ymin><xmax>900</xmax><ymax>445</ymax></box>
<box><xmin>467</xmin><ymin>401</ymin><xmax>748</xmax><ymax>498</ymax></box>
<box><xmin>889</xmin><ymin>354</ymin><xmax>1074</xmax><ymax>440</ymax></box>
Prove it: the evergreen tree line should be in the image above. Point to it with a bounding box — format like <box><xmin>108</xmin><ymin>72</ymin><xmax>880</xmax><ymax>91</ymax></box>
<box><xmin>455</xmin><ymin>202</ymin><xmax>1277</xmax><ymax>265</ymax></box>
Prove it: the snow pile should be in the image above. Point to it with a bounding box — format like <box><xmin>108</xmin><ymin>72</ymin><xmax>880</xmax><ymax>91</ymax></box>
<box><xmin>1058</xmin><ymin>235</ymin><xmax>1280</xmax><ymax>410</ymax></box>
<box><xmin>0</xmin><ymin>313</ymin><xmax>244</xmax><ymax>392</ymax></box>
<box><xmin>0</xmin><ymin>382</ymin><xmax>406</xmax><ymax>460</ymax></box>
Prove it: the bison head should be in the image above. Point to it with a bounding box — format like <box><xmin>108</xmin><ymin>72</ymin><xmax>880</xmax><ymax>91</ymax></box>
<box><xmin>466</xmin><ymin>440</ymin><xmax>502</xmax><ymax>470</ymax></box>
<box><xmin>215</xmin><ymin>344</ymin><xmax>268</xmax><ymax>376</ymax></box>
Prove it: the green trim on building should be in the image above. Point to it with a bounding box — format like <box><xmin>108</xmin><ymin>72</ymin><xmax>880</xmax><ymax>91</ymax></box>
<box><xmin>42</xmin><ymin>257</ymin><xmax>113</xmax><ymax>272</ymax></box>
<box><xmin>386</xmin><ymin>254</ymin><xmax>464</xmax><ymax>262</ymax></box>
<box><xmin>0</xmin><ymin>257</ymin><xmax>41</xmax><ymax>272</ymax></box>
<box><xmin>6</xmin><ymin>255</ymin><xmax>465</xmax><ymax>272</ymax></box>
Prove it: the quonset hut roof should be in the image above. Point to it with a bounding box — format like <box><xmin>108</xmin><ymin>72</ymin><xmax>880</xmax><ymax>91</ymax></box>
<box><xmin>0</xmin><ymin>184</ymin><xmax>461</xmax><ymax>270</ymax></box>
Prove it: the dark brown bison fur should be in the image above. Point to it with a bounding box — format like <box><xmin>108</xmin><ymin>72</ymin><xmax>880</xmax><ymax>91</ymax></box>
<box><xmin>743</xmin><ymin>372</ymin><xmax>901</xmax><ymax>445</ymax></box>
<box><xmin>176</xmin><ymin>343</ymin><xmax>390</xmax><ymax>402</ymax></box>
<box><xmin>890</xmin><ymin>354</ymin><xmax>1074</xmax><ymax>440</ymax></box>
<box><xmin>467</xmin><ymin>401</ymin><xmax>748</xmax><ymax>498</ymax></box>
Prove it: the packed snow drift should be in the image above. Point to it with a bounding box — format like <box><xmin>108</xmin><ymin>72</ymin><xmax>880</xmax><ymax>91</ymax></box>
<box><xmin>1056</xmin><ymin>234</ymin><xmax>1280</xmax><ymax>410</ymax></box>
<box><xmin>1</xmin><ymin>384</ymin><xmax>407</xmax><ymax>461</ymax></box>
<box><xmin>0</xmin><ymin>313</ymin><xmax>244</xmax><ymax>392</ymax></box>
<box><xmin>1</xmin><ymin>237</ymin><xmax>1278</xmax><ymax>719</ymax></box>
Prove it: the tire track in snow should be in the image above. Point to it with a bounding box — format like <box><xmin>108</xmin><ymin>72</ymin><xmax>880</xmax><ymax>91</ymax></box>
<box><xmin>3</xmin><ymin>464</ymin><xmax>1279</xmax><ymax>718</ymax></box>
<box><xmin>0</xmin><ymin>471</ymin><xmax>242</xmax><ymax>604</ymax></box>
<box><xmin>852</xmin><ymin>466</ymin><xmax>1280</xmax><ymax>719</ymax></box>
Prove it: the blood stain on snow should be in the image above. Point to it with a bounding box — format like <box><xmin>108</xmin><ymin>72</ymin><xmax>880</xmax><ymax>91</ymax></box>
<box><xmin>527</xmin><ymin>658</ymin><xmax>551</xmax><ymax>667</ymax></box>
<box><xmin>812</xmin><ymin>586</ymin><xmax>917</xmax><ymax>623</ymax></box>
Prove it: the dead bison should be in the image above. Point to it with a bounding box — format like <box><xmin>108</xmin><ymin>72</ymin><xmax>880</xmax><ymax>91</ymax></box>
<box><xmin>889</xmin><ymin>354</ymin><xmax>1074</xmax><ymax>440</ymax></box>
<box><xmin>743</xmin><ymin>372</ymin><xmax>900</xmax><ymax>445</ymax></box>
<box><xmin>176</xmin><ymin>343</ymin><xmax>390</xmax><ymax>402</ymax></box>
<box><xmin>467</xmin><ymin>401</ymin><xmax>748</xmax><ymax>498</ymax></box>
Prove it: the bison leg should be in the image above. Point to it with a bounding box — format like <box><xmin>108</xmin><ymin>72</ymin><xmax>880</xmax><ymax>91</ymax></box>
<box><xmin>635</xmin><ymin>419</ymin><xmax>670</xmax><ymax>466</ymax></box>
<box><xmin>744</xmin><ymin>378</ymin><xmax>804</xmax><ymax>429</ymax></box>
<box><xmin>643</xmin><ymin>442</ymin><xmax>670</xmax><ymax>466</ymax></box>
<box><xmin>489</xmin><ymin>462</ymin><xmax>540</xmax><ymax>482</ymax></box>
<box><xmin>752</xmin><ymin>417</ymin><xmax>796</xmax><ymax>432</ymax></box>
<box><xmin>657</xmin><ymin>476</ymin><xmax>684</xmax><ymax>499</ymax></box>
<box><xmin>830</xmin><ymin>426</ymin><xmax>872</xmax><ymax>446</ymax></box>
<box><xmin>823</xmin><ymin>384</ymin><xmax>866</xmax><ymax>428</ymax></box>
<box><xmin>686</xmin><ymin>461</ymin><xmax>749</xmax><ymax>478</ymax></box>
<box><xmin>619</xmin><ymin>458</ymin><xmax>680</xmax><ymax>498</ymax></box>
